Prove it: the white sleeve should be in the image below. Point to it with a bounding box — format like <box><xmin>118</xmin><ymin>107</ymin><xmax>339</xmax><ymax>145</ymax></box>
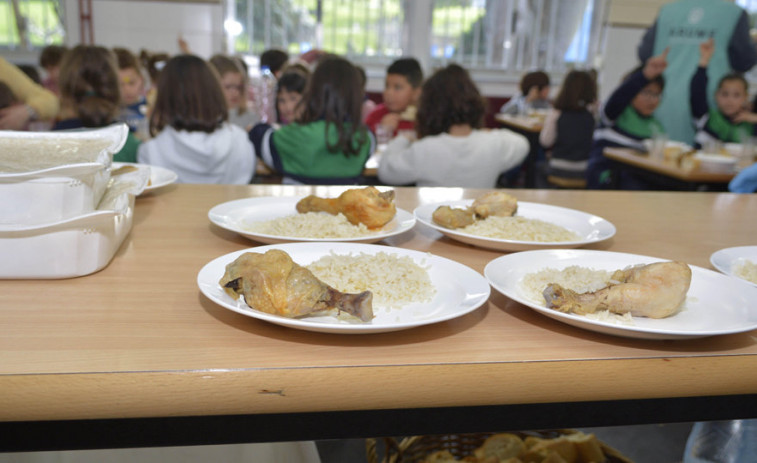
<box><xmin>538</xmin><ymin>109</ymin><xmax>560</xmax><ymax>149</ymax></box>
<box><xmin>377</xmin><ymin>135</ymin><xmax>419</xmax><ymax>185</ymax></box>
<box><xmin>498</xmin><ymin>129</ymin><xmax>529</xmax><ymax>171</ymax></box>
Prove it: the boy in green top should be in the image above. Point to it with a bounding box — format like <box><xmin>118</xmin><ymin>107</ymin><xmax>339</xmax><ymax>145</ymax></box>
<box><xmin>691</xmin><ymin>38</ymin><xmax>757</xmax><ymax>150</ymax></box>
<box><xmin>586</xmin><ymin>50</ymin><xmax>668</xmax><ymax>190</ymax></box>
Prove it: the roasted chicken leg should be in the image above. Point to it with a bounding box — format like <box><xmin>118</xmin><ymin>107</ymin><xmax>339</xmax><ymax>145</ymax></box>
<box><xmin>296</xmin><ymin>187</ymin><xmax>396</xmax><ymax>229</ymax></box>
<box><xmin>432</xmin><ymin>191</ymin><xmax>518</xmax><ymax>229</ymax></box>
<box><xmin>542</xmin><ymin>261</ymin><xmax>691</xmax><ymax>318</ymax></box>
<box><xmin>220</xmin><ymin>250</ymin><xmax>374</xmax><ymax>321</ymax></box>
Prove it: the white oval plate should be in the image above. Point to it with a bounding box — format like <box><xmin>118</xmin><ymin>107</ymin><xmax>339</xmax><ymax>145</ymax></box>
<box><xmin>485</xmin><ymin>249</ymin><xmax>757</xmax><ymax>340</ymax></box>
<box><xmin>113</xmin><ymin>162</ymin><xmax>178</xmax><ymax>193</ymax></box>
<box><xmin>414</xmin><ymin>200</ymin><xmax>615</xmax><ymax>252</ymax></box>
<box><xmin>208</xmin><ymin>196</ymin><xmax>415</xmax><ymax>244</ymax></box>
<box><xmin>197</xmin><ymin>242</ymin><xmax>490</xmax><ymax>334</ymax></box>
<box><xmin>711</xmin><ymin>246</ymin><xmax>757</xmax><ymax>287</ymax></box>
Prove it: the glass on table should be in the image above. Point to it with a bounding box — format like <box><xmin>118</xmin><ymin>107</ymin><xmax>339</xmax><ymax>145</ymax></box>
<box><xmin>648</xmin><ymin>133</ymin><xmax>668</xmax><ymax>160</ymax></box>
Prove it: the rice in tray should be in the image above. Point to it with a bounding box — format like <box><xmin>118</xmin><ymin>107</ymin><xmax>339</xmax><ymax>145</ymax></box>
<box><xmin>0</xmin><ymin>138</ymin><xmax>111</xmax><ymax>172</ymax></box>
<box><xmin>307</xmin><ymin>252</ymin><xmax>436</xmax><ymax>310</ymax></box>
<box><xmin>244</xmin><ymin>212</ymin><xmax>374</xmax><ymax>238</ymax></box>
<box><xmin>520</xmin><ymin>265</ymin><xmax>634</xmax><ymax>325</ymax></box>
<box><xmin>460</xmin><ymin>215</ymin><xmax>580</xmax><ymax>242</ymax></box>
<box><xmin>734</xmin><ymin>259</ymin><xmax>757</xmax><ymax>284</ymax></box>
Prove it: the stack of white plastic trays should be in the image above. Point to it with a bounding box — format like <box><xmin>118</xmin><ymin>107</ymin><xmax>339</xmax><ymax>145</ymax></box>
<box><xmin>0</xmin><ymin>124</ymin><xmax>148</xmax><ymax>278</ymax></box>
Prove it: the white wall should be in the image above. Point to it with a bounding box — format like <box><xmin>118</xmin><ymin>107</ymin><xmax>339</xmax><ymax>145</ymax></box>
<box><xmin>63</xmin><ymin>0</ymin><xmax>224</xmax><ymax>58</ymax></box>
<box><xmin>598</xmin><ymin>26</ymin><xmax>647</xmax><ymax>102</ymax></box>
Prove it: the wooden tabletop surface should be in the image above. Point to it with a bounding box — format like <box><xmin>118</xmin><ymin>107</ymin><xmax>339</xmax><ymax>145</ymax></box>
<box><xmin>494</xmin><ymin>113</ymin><xmax>545</xmax><ymax>132</ymax></box>
<box><xmin>603</xmin><ymin>147</ymin><xmax>737</xmax><ymax>183</ymax></box>
<box><xmin>1</xmin><ymin>184</ymin><xmax>756</xmax><ymax>428</ymax></box>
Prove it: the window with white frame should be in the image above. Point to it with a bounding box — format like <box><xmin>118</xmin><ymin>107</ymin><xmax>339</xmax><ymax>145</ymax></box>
<box><xmin>226</xmin><ymin>0</ymin><xmax>609</xmax><ymax>73</ymax></box>
<box><xmin>0</xmin><ymin>0</ymin><xmax>65</xmax><ymax>49</ymax></box>
<box><xmin>227</xmin><ymin>0</ymin><xmax>403</xmax><ymax>62</ymax></box>
<box><xmin>429</xmin><ymin>0</ymin><xmax>608</xmax><ymax>72</ymax></box>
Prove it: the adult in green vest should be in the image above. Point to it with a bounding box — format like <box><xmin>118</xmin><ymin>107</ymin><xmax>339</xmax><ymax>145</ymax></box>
<box><xmin>638</xmin><ymin>0</ymin><xmax>757</xmax><ymax>145</ymax></box>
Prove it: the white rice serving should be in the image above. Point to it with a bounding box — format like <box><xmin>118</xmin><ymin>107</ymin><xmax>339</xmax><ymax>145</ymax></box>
<box><xmin>306</xmin><ymin>252</ymin><xmax>436</xmax><ymax>310</ymax></box>
<box><xmin>245</xmin><ymin>212</ymin><xmax>374</xmax><ymax>238</ymax></box>
<box><xmin>520</xmin><ymin>265</ymin><xmax>634</xmax><ymax>325</ymax></box>
<box><xmin>734</xmin><ymin>259</ymin><xmax>757</xmax><ymax>284</ymax></box>
<box><xmin>0</xmin><ymin>138</ymin><xmax>111</xmax><ymax>172</ymax></box>
<box><xmin>460</xmin><ymin>215</ymin><xmax>580</xmax><ymax>242</ymax></box>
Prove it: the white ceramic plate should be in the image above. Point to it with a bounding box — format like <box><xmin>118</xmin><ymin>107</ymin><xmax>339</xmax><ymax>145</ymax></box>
<box><xmin>711</xmin><ymin>246</ymin><xmax>757</xmax><ymax>287</ymax></box>
<box><xmin>197</xmin><ymin>242</ymin><xmax>490</xmax><ymax>334</ymax></box>
<box><xmin>485</xmin><ymin>249</ymin><xmax>757</xmax><ymax>340</ymax></box>
<box><xmin>414</xmin><ymin>200</ymin><xmax>615</xmax><ymax>252</ymax></box>
<box><xmin>113</xmin><ymin>162</ymin><xmax>178</xmax><ymax>193</ymax></box>
<box><xmin>208</xmin><ymin>196</ymin><xmax>416</xmax><ymax>244</ymax></box>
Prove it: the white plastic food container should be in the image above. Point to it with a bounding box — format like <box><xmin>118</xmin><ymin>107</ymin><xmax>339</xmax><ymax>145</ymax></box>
<box><xmin>0</xmin><ymin>124</ymin><xmax>128</xmax><ymax>225</ymax></box>
<box><xmin>0</xmin><ymin>167</ymin><xmax>149</xmax><ymax>279</ymax></box>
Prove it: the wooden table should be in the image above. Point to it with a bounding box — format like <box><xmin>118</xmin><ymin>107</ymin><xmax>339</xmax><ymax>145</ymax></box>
<box><xmin>494</xmin><ymin>113</ymin><xmax>544</xmax><ymax>188</ymax></box>
<box><xmin>2</xmin><ymin>185</ymin><xmax>757</xmax><ymax>452</ymax></box>
<box><xmin>603</xmin><ymin>147</ymin><xmax>736</xmax><ymax>189</ymax></box>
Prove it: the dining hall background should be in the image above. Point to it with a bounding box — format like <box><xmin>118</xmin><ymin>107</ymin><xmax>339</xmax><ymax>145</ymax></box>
<box><xmin>5</xmin><ymin>0</ymin><xmax>741</xmax><ymax>108</ymax></box>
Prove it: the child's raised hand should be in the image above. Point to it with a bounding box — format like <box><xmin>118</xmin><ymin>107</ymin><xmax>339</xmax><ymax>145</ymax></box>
<box><xmin>643</xmin><ymin>47</ymin><xmax>668</xmax><ymax>80</ymax></box>
<box><xmin>699</xmin><ymin>38</ymin><xmax>715</xmax><ymax>67</ymax></box>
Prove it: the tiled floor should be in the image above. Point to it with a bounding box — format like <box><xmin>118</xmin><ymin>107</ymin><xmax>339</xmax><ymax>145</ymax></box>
<box><xmin>316</xmin><ymin>422</ymin><xmax>696</xmax><ymax>462</ymax></box>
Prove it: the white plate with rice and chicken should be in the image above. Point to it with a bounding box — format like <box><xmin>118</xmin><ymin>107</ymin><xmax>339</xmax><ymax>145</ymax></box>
<box><xmin>197</xmin><ymin>242</ymin><xmax>490</xmax><ymax>334</ymax></box>
<box><xmin>208</xmin><ymin>189</ymin><xmax>415</xmax><ymax>244</ymax></box>
<box><xmin>711</xmin><ymin>246</ymin><xmax>757</xmax><ymax>287</ymax></box>
<box><xmin>414</xmin><ymin>193</ymin><xmax>616</xmax><ymax>252</ymax></box>
<box><xmin>484</xmin><ymin>249</ymin><xmax>757</xmax><ymax>340</ymax></box>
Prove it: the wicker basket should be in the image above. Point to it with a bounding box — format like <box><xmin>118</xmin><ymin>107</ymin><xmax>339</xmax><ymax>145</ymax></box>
<box><xmin>366</xmin><ymin>430</ymin><xmax>634</xmax><ymax>463</ymax></box>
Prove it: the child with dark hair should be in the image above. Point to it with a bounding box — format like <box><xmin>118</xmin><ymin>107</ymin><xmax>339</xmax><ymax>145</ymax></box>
<box><xmin>586</xmin><ymin>49</ymin><xmax>668</xmax><ymax>189</ymax></box>
<box><xmin>113</xmin><ymin>47</ymin><xmax>148</xmax><ymax>136</ymax></box>
<box><xmin>500</xmin><ymin>70</ymin><xmax>551</xmax><ymax>115</ymax></box>
<box><xmin>539</xmin><ymin>70</ymin><xmax>598</xmax><ymax>187</ymax></box>
<box><xmin>137</xmin><ymin>55</ymin><xmax>255</xmax><ymax>184</ymax></box>
<box><xmin>377</xmin><ymin>64</ymin><xmax>528</xmax><ymax>188</ymax></box>
<box><xmin>39</xmin><ymin>44</ymin><xmax>67</xmax><ymax>96</ymax></box>
<box><xmin>249</xmin><ymin>56</ymin><xmax>374</xmax><ymax>185</ymax></box>
<box><xmin>275</xmin><ymin>70</ymin><xmax>308</xmax><ymax>125</ymax></box>
<box><xmin>365</xmin><ymin>57</ymin><xmax>423</xmax><ymax>138</ymax></box>
<box><xmin>53</xmin><ymin>45</ymin><xmax>140</xmax><ymax>162</ymax></box>
<box><xmin>691</xmin><ymin>38</ymin><xmax>757</xmax><ymax>149</ymax></box>
<box><xmin>210</xmin><ymin>54</ymin><xmax>259</xmax><ymax>130</ymax></box>
<box><xmin>260</xmin><ymin>49</ymin><xmax>290</xmax><ymax>78</ymax></box>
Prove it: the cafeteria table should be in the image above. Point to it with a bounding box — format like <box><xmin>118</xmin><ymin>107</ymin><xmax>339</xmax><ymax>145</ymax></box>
<box><xmin>495</xmin><ymin>113</ymin><xmax>544</xmax><ymax>188</ymax></box>
<box><xmin>603</xmin><ymin>147</ymin><xmax>737</xmax><ymax>190</ymax></box>
<box><xmin>1</xmin><ymin>184</ymin><xmax>757</xmax><ymax>452</ymax></box>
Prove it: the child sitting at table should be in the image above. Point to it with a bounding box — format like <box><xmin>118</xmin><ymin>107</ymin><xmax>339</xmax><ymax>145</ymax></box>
<box><xmin>209</xmin><ymin>53</ymin><xmax>259</xmax><ymax>131</ymax></box>
<box><xmin>377</xmin><ymin>64</ymin><xmax>528</xmax><ymax>188</ymax></box>
<box><xmin>53</xmin><ymin>45</ymin><xmax>140</xmax><ymax>162</ymax></box>
<box><xmin>364</xmin><ymin>57</ymin><xmax>423</xmax><ymax>140</ymax></box>
<box><xmin>113</xmin><ymin>47</ymin><xmax>148</xmax><ymax>137</ymax></box>
<box><xmin>137</xmin><ymin>54</ymin><xmax>256</xmax><ymax>184</ymax></box>
<box><xmin>586</xmin><ymin>49</ymin><xmax>668</xmax><ymax>190</ymax></box>
<box><xmin>539</xmin><ymin>70</ymin><xmax>597</xmax><ymax>187</ymax></box>
<box><xmin>275</xmin><ymin>69</ymin><xmax>308</xmax><ymax>125</ymax></box>
<box><xmin>500</xmin><ymin>70</ymin><xmax>551</xmax><ymax>116</ymax></box>
<box><xmin>691</xmin><ymin>38</ymin><xmax>757</xmax><ymax>149</ymax></box>
<box><xmin>249</xmin><ymin>56</ymin><xmax>374</xmax><ymax>185</ymax></box>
